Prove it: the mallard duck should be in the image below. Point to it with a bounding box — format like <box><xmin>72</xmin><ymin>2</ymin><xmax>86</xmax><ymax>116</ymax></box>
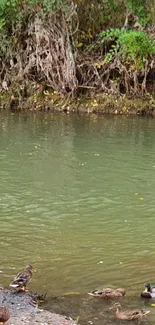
<box><xmin>0</xmin><ymin>306</ymin><xmax>10</xmax><ymax>324</ymax></box>
<box><xmin>109</xmin><ymin>302</ymin><xmax>150</xmax><ymax>321</ymax></box>
<box><xmin>10</xmin><ymin>264</ymin><xmax>36</xmax><ymax>292</ymax></box>
<box><xmin>141</xmin><ymin>283</ymin><xmax>155</xmax><ymax>298</ymax></box>
<box><xmin>88</xmin><ymin>287</ymin><xmax>125</xmax><ymax>299</ymax></box>
<box><xmin>29</xmin><ymin>292</ymin><xmax>47</xmax><ymax>307</ymax></box>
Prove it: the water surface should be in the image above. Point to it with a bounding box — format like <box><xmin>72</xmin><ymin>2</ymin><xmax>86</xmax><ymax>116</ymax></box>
<box><xmin>0</xmin><ymin>112</ymin><xmax>155</xmax><ymax>324</ymax></box>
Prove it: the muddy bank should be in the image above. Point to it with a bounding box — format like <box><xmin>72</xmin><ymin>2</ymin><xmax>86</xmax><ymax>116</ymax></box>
<box><xmin>1</xmin><ymin>90</ymin><xmax>155</xmax><ymax>116</ymax></box>
<box><xmin>0</xmin><ymin>288</ymin><xmax>78</xmax><ymax>325</ymax></box>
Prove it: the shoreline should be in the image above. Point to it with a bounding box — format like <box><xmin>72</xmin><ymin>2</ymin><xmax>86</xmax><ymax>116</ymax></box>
<box><xmin>1</xmin><ymin>91</ymin><xmax>155</xmax><ymax>116</ymax></box>
<box><xmin>0</xmin><ymin>288</ymin><xmax>78</xmax><ymax>325</ymax></box>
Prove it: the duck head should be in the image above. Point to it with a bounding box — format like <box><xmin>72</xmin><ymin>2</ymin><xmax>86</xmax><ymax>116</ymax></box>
<box><xmin>116</xmin><ymin>288</ymin><xmax>126</xmax><ymax>296</ymax></box>
<box><xmin>141</xmin><ymin>283</ymin><xmax>152</xmax><ymax>298</ymax></box>
<box><xmin>109</xmin><ymin>302</ymin><xmax>121</xmax><ymax>311</ymax></box>
<box><xmin>25</xmin><ymin>264</ymin><xmax>36</xmax><ymax>272</ymax></box>
<box><xmin>145</xmin><ymin>283</ymin><xmax>151</xmax><ymax>292</ymax></box>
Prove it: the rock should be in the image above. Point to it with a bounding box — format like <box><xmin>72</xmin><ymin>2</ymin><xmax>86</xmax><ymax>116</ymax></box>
<box><xmin>0</xmin><ymin>289</ymin><xmax>78</xmax><ymax>325</ymax></box>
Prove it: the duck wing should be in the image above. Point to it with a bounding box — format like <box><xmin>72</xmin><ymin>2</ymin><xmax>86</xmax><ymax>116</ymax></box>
<box><xmin>151</xmin><ymin>286</ymin><xmax>155</xmax><ymax>292</ymax></box>
<box><xmin>126</xmin><ymin>309</ymin><xmax>150</xmax><ymax>320</ymax></box>
<box><xmin>88</xmin><ymin>288</ymin><xmax>113</xmax><ymax>296</ymax></box>
<box><xmin>140</xmin><ymin>309</ymin><xmax>150</xmax><ymax>315</ymax></box>
<box><xmin>10</xmin><ymin>270</ymin><xmax>31</xmax><ymax>287</ymax></box>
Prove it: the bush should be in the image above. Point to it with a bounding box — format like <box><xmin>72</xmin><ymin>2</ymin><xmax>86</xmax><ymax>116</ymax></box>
<box><xmin>0</xmin><ymin>0</ymin><xmax>69</xmax><ymax>31</ymax></box>
<box><xmin>99</xmin><ymin>29</ymin><xmax>155</xmax><ymax>68</ymax></box>
<box><xmin>118</xmin><ymin>30</ymin><xmax>155</xmax><ymax>67</ymax></box>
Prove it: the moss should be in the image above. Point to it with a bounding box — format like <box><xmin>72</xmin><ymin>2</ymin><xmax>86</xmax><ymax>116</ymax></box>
<box><xmin>1</xmin><ymin>86</ymin><xmax>155</xmax><ymax>116</ymax></box>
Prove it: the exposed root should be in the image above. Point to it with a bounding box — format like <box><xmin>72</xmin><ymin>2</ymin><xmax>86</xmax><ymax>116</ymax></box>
<box><xmin>0</xmin><ymin>3</ymin><xmax>154</xmax><ymax>100</ymax></box>
<box><xmin>1</xmin><ymin>9</ymin><xmax>78</xmax><ymax>96</ymax></box>
<box><xmin>76</xmin><ymin>53</ymin><xmax>155</xmax><ymax>97</ymax></box>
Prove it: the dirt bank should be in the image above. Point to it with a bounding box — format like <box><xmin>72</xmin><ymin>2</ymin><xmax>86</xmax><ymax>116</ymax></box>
<box><xmin>1</xmin><ymin>90</ymin><xmax>155</xmax><ymax>116</ymax></box>
<box><xmin>0</xmin><ymin>288</ymin><xmax>78</xmax><ymax>325</ymax></box>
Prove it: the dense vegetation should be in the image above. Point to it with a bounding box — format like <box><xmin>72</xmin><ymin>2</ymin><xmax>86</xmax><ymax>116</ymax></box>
<box><xmin>0</xmin><ymin>0</ymin><xmax>154</xmax><ymax>102</ymax></box>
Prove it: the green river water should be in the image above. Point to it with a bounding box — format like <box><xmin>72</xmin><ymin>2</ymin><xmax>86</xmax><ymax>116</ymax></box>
<box><xmin>0</xmin><ymin>112</ymin><xmax>155</xmax><ymax>324</ymax></box>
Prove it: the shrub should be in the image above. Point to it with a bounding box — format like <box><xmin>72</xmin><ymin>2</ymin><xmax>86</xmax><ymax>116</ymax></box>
<box><xmin>99</xmin><ymin>29</ymin><xmax>155</xmax><ymax>68</ymax></box>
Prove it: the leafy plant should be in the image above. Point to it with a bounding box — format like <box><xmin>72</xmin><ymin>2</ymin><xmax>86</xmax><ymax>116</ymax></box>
<box><xmin>99</xmin><ymin>28</ymin><xmax>155</xmax><ymax>68</ymax></box>
<box><xmin>126</xmin><ymin>0</ymin><xmax>151</xmax><ymax>25</ymax></box>
<box><xmin>118</xmin><ymin>30</ymin><xmax>155</xmax><ymax>67</ymax></box>
<box><xmin>0</xmin><ymin>0</ymin><xmax>69</xmax><ymax>33</ymax></box>
<box><xmin>28</xmin><ymin>0</ymin><xmax>69</xmax><ymax>13</ymax></box>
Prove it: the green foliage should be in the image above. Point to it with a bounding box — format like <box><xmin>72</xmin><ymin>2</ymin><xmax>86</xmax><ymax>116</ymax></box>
<box><xmin>99</xmin><ymin>28</ymin><xmax>155</xmax><ymax>68</ymax></box>
<box><xmin>0</xmin><ymin>0</ymin><xmax>19</xmax><ymax>28</ymax></box>
<box><xmin>100</xmin><ymin>28</ymin><xmax>121</xmax><ymax>41</ymax></box>
<box><xmin>75</xmin><ymin>0</ymin><xmax>123</xmax><ymax>44</ymax></box>
<box><xmin>75</xmin><ymin>0</ymin><xmax>154</xmax><ymax>48</ymax></box>
<box><xmin>126</xmin><ymin>0</ymin><xmax>150</xmax><ymax>21</ymax></box>
<box><xmin>118</xmin><ymin>30</ymin><xmax>155</xmax><ymax>66</ymax></box>
<box><xmin>0</xmin><ymin>0</ymin><xmax>70</xmax><ymax>59</ymax></box>
<box><xmin>28</xmin><ymin>0</ymin><xmax>68</xmax><ymax>13</ymax></box>
<box><xmin>0</xmin><ymin>0</ymin><xmax>69</xmax><ymax>33</ymax></box>
<box><xmin>126</xmin><ymin>0</ymin><xmax>151</xmax><ymax>25</ymax></box>
<box><xmin>99</xmin><ymin>0</ymin><xmax>118</xmax><ymax>24</ymax></box>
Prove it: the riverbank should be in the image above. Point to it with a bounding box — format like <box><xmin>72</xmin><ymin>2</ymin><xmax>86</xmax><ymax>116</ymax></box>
<box><xmin>0</xmin><ymin>1</ymin><xmax>154</xmax><ymax>116</ymax></box>
<box><xmin>1</xmin><ymin>89</ymin><xmax>155</xmax><ymax>116</ymax></box>
<box><xmin>0</xmin><ymin>288</ymin><xmax>78</xmax><ymax>325</ymax></box>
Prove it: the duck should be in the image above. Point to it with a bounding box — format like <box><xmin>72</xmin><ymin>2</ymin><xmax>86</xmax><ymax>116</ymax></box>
<box><xmin>0</xmin><ymin>306</ymin><xmax>10</xmax><ymax>324</ymax></box>
<box><xmin>29</xmin><ymin>292</ymin><xmax>47</xmax><ymax>307</ymax></box>
<box><xmin>141</xmin><ymin>283</ymin><xmax>155</xmax><ymax>298</ymax></box>
<box><xmin>109</xmin><ymin>302</ymin><xmax>150</xmax><ymax>321</ymax></box>
<box><xmin>88</xmin><ymin>287</ymin><xmax>125</xmax><ymax>299</ymax></box>
<box><xmin>10</xmin><ymin>264</ymin><xmax>36</xmax><ymax>292</ymax></box>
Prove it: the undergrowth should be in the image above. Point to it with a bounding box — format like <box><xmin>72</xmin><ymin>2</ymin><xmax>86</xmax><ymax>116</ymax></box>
<box><xmin>0</xmin><ymin>0</ymin><xmax>154</xmax><ymax>99</ymax></box>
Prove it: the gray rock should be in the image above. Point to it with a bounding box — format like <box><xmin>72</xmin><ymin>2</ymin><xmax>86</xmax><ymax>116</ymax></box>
<box><xmin>0</xmin><ymin>289</ymin><xmax>78</xmax><ymax>325</ymax></box>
